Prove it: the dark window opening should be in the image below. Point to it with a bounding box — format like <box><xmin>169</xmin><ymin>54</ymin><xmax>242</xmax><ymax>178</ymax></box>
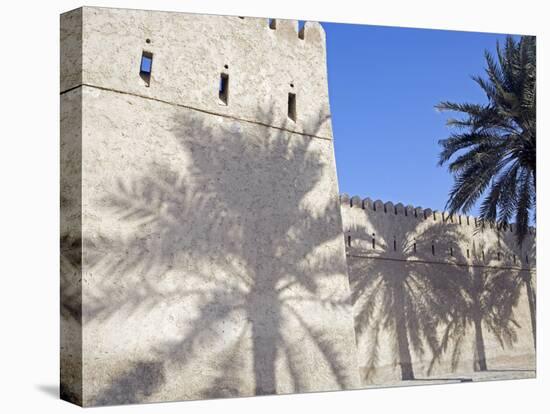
<box><xmin>140</xmin><ymin>51</ymin><xmax>153</xmax><ymax>87</ymax></box>
<box><xmin>347</xmin><ymin>235</ymin><xmax>351</xmax><ymax>247</ymax></box>
<box><xmin>219</xmin><ymin>73</ymin><xmax>229</xmax><ymax>105</ymax></box>
<box><xmin>298</xmin><ymin>20</ymin><xmax>305</xmax><ymax>39</ymax></box>
<box><xmin>393</xmin><ymin>239</ymin><xmax>397</xmax><ymax>251</ymax></box>
<box><xmin>288</xmin><ymin>92</ymin><xmax>297</xmax><ymax>122</ymax></box>
<box><xmin>431</xmin><ymin>243</ymin><xmax>435</xmax><ymax>256</ymax></box>
<box><xmin>372</xmin><ymin>234</ymin><xmax>375</xmax><ymax>249</ymax></box>
<box><xmin>467</xmin><ymin>249</ymin><xmax>470</xmax><ymax>258</ymax></box>
<box><xmin>269</xmin><ymin>19</ymin><xmax>277</xmax><ymax>29</ymax></box>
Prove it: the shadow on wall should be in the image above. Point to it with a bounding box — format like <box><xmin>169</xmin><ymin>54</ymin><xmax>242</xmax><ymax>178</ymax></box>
<box><xmin>349</xmin><ymin>216</ymin><xmax>533</xmax><ymax>383</ymax></box>
<box><xmin>69</xmin><ymin>104</ymin><xmax>357</xmax><ymax>405</ymax></box>
<box><xmin>92</xmin><ymin>361</ymin><xmax>166</xmax><ymax>406</ymax></box>
<box><xmin>60</xmin><ymin>234</ymin><xmax>82</xmax><ymax>323</ymax></box>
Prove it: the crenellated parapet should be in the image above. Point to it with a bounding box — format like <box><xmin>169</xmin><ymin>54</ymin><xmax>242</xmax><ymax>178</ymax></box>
<box><xmin>61</xmin><ymin>7</ymin><xmax>332</xmax><ymax>139</ymax></box>
<box><xmin>340</xmin><ymin>193</ymin><xmax>536</xmax><ymax>269</ymax></box>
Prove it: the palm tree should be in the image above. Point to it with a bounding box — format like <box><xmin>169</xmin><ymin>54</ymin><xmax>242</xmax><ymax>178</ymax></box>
<box><xmin>436</xmin><ymin>35</ymin><xmax>536</xmax><ymax>246</ymax></box>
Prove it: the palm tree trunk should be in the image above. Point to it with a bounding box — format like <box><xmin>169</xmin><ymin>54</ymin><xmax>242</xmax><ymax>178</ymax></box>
<box><xmin>249</xmin><ymin>281</ymin><xmax>280</xmax><ymax>396</ymax></box>
<box><xmin>252</xmin><ymin>322</ymin><xmax>278</xmax><ymax>395</ymax></box>
<box><xmin>473</xmin><ymin>315</ymin><xmax>487</xmax><ymax>371</ymax></box>
<box><xmin>524</xmin><ymin>274</ymin><xmax>536</xmax><ymax>349</ymax></box>
<box><xmin>394</xmin><ymin>284</ymin><xmax>414</xmax><ymax>380</ymax></box>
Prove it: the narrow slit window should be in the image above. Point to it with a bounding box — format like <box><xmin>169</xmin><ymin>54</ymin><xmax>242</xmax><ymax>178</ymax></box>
<box><xmin>431</xmin><ymin>243</ymin><xmax>435</xmax><ymax>256</ymax></box>
<box><xmin>219</xmin><ymin>73</ymin><xmax>229</xmax><ymax>105</ymax></box>
<box><xmin>298</xmin><ymin>20</ymin><xmax>305</xmax><ymax>39</ymax></box>
<box><xmin>140</xmin><ymin>51</ymin><xmax>153</xmax><ymax>87</ymax></box>
<box><xmin>288</xmin><ymin>93</ymin><xmax>297</xmax><ymax>122</ymax></box>
<box><xmin>372</xmin><ymin>234</ymin><xmax>375</xmax><ymax>249</ymax></box>
<box><xmin>347</xmin><ymin>235</ymin><xmax>351</xmax><ymax>247</ymax></box>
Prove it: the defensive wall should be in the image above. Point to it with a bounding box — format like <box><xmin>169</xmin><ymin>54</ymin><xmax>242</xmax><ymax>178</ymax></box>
<box><xmin>60</xmin><ymin>6</ymin><xmax>536</xmax><ymax>406</ymax></box>
<box><xmin>340</xmin><ymin>194</ymin><xmax>536</xmax><ymax>385</ymax></box>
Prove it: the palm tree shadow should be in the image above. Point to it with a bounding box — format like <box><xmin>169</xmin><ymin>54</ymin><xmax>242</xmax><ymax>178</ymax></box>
<box><xmin>350</xmin><ymin>215</ymin><xmax>468</xmax><ymax>382</ymax></box>
<box><xmin>92</xmin><ymin>361</ymin><xmax>166</xmax><ymax>406</ymax></box>
<box><xmin>497</xmin><ymin>229</ymin><xmax>536</xmax><ymax>348</ymax></box>
<box><xmin>78</xmin><ymin>103</ymin><xmax>358</xmax><ymax>404</ymax></box>
<box><xmin>349</xmin><ymin>206</ymin><xmax>527</xmax><ymax>384</ymax></box>
<box><xmin>436</xmin><ymin>226</ymin><xmax>533</xmax><ymax>375</ymax></box>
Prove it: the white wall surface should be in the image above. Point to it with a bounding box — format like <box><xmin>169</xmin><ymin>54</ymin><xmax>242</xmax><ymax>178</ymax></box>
<box><xmin>1</xmin><ymin>1</ymin><xmax>548</xmax><ymax>414</ymax></box>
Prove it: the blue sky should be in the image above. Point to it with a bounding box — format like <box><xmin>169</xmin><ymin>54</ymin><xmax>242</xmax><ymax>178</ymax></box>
<box><xmin>321</xmin><ymin>22</ymin><xmax>515</xmax><ymax>214</ymax></box>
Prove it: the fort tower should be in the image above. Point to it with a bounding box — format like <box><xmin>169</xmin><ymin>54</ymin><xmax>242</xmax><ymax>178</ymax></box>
<box><xmin>61</xmin><ymin>6</ymin><xmax>360</xmax><ymax>406</ymax></box>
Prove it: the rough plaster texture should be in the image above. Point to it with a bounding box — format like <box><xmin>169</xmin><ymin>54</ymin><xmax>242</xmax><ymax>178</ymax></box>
<box><xmin>60</xmin><ymin>6</ymin><xmax>359</xmax><ymax>407</ymax></box>
<box><xmin>60</xmin><ymin>6</ymin><xmax>537</xmax><ymax>407</ymax></box>
<box><xmin>60</xmin><ymin>86</ymin><xmax>83</xmax><ymax>405</ymax></box>
<box><xmin>61</xmin><ymin>7</ymin><xmax>332</xmax><ymax>139</ymax></box>
<box><xmin>340</xmin><ymin>195</ymin><xmax>536</xmax><ymax>386</ymax></box>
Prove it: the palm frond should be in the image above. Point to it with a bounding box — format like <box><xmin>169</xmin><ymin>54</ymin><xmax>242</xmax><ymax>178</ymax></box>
<box><xmin>436</xmin><ymin>35</ymin><xmax>536</xmax><ymax>244</ymax></box>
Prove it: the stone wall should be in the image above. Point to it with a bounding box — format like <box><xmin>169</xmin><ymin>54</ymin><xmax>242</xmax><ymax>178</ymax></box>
<box><xmin>60</xmin><ymin>6</ymin><xmax>537</xmax><ymax>406</ymax></box>
<box><xmin>340</xmin><ymin>194</ymin><xmax>536</xmax><ymax>386</ymax></box>
<box><xmin>60</xmin><ymin>6</ymin><xmax>359</xmax><ymax>407</ymax></box>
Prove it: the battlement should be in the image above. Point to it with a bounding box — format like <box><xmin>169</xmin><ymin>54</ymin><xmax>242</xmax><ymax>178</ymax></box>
<box><xmin>61</xmin><ymin>7</ymin><xmax>332</xmax><ymax>139</ymax></box>
<box><xmin>340</xmin><ymin>193</ymin><xmax>536</xmax><ymax>235</ymax></box>
<box><xmin>340</xmin><ymin>193</ymin><xmax>536</xmax><ymax>268</ymax></box>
